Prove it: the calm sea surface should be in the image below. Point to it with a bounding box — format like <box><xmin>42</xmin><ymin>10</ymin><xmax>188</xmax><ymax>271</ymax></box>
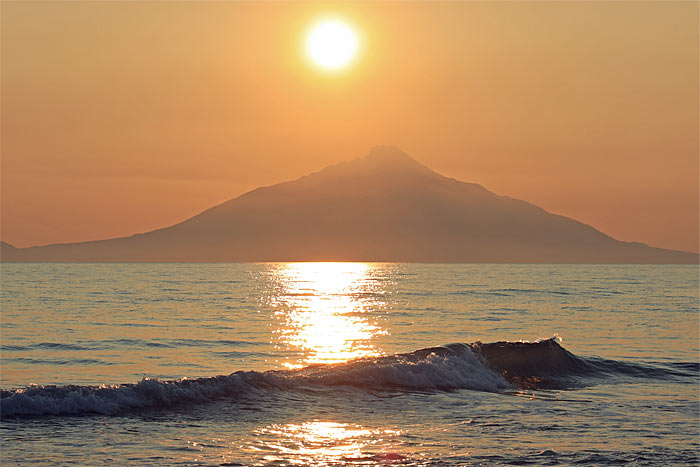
<box><xmin>1</xmin><ymin>263</ymin><xmax>698</xmax><ymax>466</ymax></box>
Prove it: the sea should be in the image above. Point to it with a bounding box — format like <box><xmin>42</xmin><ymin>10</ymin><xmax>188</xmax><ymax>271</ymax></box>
<box><xmin>1</xmin><ymin>263</ymin><xmax>698</xmax><ymax>466</ymax></box>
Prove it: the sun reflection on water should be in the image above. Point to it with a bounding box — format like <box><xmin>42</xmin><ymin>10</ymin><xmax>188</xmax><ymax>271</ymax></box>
<box><xmin>252</xmin><ymin>421</ymin><xmax>403</xmax><ymax>466</ymax></box>
<box><xmin>267</xmin><ymin>263</ymin><xmax>388</xmax><ymax>367</ymax></box>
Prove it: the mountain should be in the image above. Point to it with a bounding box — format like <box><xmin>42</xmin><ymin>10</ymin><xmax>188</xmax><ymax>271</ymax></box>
<box><xmin>1</xmin><ymin>146</ymin><xmax>697</xmax><ymax>263</ymax></box>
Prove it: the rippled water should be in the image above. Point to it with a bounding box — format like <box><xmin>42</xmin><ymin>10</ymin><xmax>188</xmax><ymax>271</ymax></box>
<box><xmin>1</xmin><ymin>263</ymin><xmax>698</xmax><ymax>466</ymax></box>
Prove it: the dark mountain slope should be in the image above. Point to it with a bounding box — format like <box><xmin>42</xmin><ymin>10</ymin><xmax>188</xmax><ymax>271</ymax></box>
<box><xmin>2</xmin><ymin>146</ymin><xmax>697</xmax><ymax>263</ymax></box>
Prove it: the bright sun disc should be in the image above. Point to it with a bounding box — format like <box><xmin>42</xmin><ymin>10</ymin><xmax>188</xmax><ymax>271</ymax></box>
<box><xmin>306</xmin><ymin>19</ymin><xmax>358</xmax><ymax>70</ymax></box>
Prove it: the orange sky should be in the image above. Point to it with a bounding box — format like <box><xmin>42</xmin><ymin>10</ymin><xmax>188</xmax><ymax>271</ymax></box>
<box><xmin>1</xmin><ymin>1</ymin><xmax>698</xmax><ymax>253</ymax></box>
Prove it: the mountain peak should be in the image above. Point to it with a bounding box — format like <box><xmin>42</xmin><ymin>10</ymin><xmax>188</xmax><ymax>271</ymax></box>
<box><xmin>362</xmin><ymin>146</ymin><xmax>420</xmax><ymax>165</ymax></box>
<box><xmin>311</xmin><ymin>146</ymin><xmax>431</xmax><ymax>181</ymax></box>
<box><xmin>359</xmin><ymin>145</ymin><xmax>427</xmax><ymax>171</ymax></box>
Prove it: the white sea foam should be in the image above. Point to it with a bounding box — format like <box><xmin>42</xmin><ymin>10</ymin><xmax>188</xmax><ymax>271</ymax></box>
<box><xmin>1</xmin><ymin>346</ymin><xmax>508</xmax><ymax>417</ymax></box>
<box><xmin>4</xmin><ymin>340</ymin><xmax>682</xmax><ymax>417</ymax></box>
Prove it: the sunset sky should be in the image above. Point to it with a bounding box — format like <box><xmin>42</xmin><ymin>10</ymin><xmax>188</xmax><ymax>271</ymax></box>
<box><xmin>1</xmin><ymin>1</ymin><xmax>698</xmax><ymax>253</ymax></box>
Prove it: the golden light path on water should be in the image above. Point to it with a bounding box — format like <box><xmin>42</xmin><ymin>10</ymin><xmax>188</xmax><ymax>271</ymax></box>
<box><xmin>250</xmin><ymin>421</ymin><xmax>403</xmax><ymax>465</ymax></box>
<box><xmin>267</xmin><ymin>263</ymin><xmax>388</xmax><ymax>368</ymax></box>
<box><xmin>253</xmin><ymin>265</ymin><xmax>404</xmax><ymax>464</ymax></box>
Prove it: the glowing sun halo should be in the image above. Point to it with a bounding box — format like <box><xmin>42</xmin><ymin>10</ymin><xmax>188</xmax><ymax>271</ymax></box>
<box><xmin>306</xmin><ymin>19</ymin><xmax>358</xmax><ymax>71</ymax></box>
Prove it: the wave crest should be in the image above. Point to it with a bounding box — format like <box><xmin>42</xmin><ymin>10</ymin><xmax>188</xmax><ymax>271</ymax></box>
<box><xmin>2</xmin><ymin>338</ymin><xmax>691</xmax><ymax>417</ymax></box>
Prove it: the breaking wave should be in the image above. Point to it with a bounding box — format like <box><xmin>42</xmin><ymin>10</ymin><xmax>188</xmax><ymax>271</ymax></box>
<box><xmin>1</xmin><ymin>338</ymin><xmax>692</xmax><ymax>417</ymax></box>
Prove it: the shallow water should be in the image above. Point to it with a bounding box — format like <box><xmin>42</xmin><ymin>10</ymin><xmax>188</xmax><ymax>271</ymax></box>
<box><xmin>1</xmin><ymin>263</ymin><xmax>698</xmax><ymax>465</ymax></box>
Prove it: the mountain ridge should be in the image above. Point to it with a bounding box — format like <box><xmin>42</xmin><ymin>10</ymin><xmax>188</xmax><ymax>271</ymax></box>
<box><xmin>2</xmin><ymin>146</ymin><xmax>697</xmax><ymax>263</ymax></box>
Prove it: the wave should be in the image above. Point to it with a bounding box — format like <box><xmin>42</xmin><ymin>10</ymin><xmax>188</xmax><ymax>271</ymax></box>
<box><xmin>1</xmin><ymin>338</ymin><xmax>263</xmax><ymax>352</ymax></box>
<box><xmin>472</xmin><ymin>338</ymin><xmax>691</xmax><ymax>389</ymax></box>
<box><xmin>1</xmin><ymin>338</ymin><xmax>693</xmax><ymax>417</ymax></box>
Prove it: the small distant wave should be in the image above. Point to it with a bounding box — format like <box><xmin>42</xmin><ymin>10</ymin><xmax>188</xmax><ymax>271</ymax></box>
<box><xmin>4</xmin><ymin>357</ymin><xmax>116</xmax><ymax>366</ymax></box>
<box><xmin>1</xmin><ymin>338</ymin><xmax>263</xmax><ymax>352</ymax></box>
<box><xmin>1</xmin><ymin>342</ymin><xmax>98</xmax><ymax>352</ymax></box>
<box><xmin>2</xmin><ymin>339</ymin><xmax>693</xmax><ymax>417</ymax></box>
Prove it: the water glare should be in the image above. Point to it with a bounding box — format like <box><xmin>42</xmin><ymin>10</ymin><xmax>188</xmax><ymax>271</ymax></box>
<box><xmin>251</xmin><ymin>421</ymin><xmax>403</xmax><ymax>466</ymax></box>
<box><xmin>267</xmin><ymin>263</ymin><xmax>388</xmax><ymax>367</ymax></box>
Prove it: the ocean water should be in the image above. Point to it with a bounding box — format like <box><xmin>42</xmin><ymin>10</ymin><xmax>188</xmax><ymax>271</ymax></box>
<box><xmin>1</xmin><ymin>263</ymin><xmax>698</xmax><ymax>466</ymax></box>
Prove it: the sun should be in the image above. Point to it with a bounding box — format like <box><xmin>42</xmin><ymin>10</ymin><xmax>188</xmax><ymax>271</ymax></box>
<box><xmin>306</xmin><ymin>19</ymin><xmax>358</xmax><ymax>71</ymax></box>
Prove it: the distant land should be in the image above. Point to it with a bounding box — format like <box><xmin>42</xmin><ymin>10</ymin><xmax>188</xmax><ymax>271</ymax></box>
<box><xmin>1</xmin><ymin>146</ymin><xmax>698</xmax><ymax>263</ymax></box>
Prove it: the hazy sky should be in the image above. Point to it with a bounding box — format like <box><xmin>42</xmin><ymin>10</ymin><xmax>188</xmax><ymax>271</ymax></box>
<box><xmin>2</xmin><ymin>1</ymin><xmax>698</xmax><ymax>253</ymax></box>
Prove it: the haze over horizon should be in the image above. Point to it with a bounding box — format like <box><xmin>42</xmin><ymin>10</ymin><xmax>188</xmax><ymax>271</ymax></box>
<box><xmin>1</xmin><ymin>1</ymin><xmax>698</xmax><ymax>253</ymax></box>
<box><xmin>2</xmin><ymin>145</ymin><xmax>698</xmax><ymax>257</ymax></box>
<box><xmin>2</xmin><ymin>146</ymin><xmax>697</xmax><ymax>263</ymax></box>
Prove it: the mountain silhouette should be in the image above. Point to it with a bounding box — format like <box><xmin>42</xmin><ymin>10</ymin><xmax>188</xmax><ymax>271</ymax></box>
<box><xmin>2</xmin><ymin>146</ymin><xmax>697</xmax><ymax>263</ymax></box>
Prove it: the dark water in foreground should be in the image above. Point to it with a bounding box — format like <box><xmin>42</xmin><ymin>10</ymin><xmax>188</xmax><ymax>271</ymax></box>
<box><xmin>1</xmin><ymin>263</ymin><xmax>698</xmax><ymax>466</ymax></box>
